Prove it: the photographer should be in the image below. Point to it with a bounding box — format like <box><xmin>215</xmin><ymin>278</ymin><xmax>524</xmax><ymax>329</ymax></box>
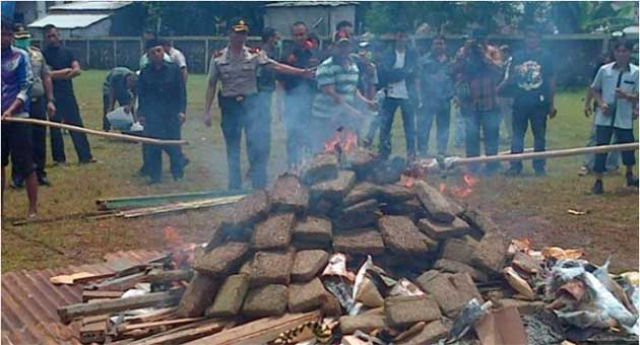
<box><xmin>452</xmin><ymin>29</ymin><xmax>503</xmax><ymax>175</ymax></box>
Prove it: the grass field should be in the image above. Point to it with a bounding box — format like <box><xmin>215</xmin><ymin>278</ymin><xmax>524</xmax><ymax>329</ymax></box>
<box><xmin>2</xmin><ymin>70</ymin><xmax>638</xmax><ymax>273</ymax></box>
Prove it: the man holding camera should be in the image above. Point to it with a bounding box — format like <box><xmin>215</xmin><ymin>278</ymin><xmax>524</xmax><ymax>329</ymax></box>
<box><xmin>452</xmin><ymin>29</ymin><xmax>503</xmax><ymax>174</ymax></box>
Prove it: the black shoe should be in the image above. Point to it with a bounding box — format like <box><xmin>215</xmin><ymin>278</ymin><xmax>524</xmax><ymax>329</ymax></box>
<box><xmin>592</xmin><ymin>180</ymin><xmax>604</xmax><ymax>194</ymax></box>
<box><xmin>173</xmin><ymin>171</ymin><xmax>184</xmax><ymax>181</ymax></box>
<box><xmin>147</xmin><ymin>177</ymin><xmax>161</xmax><ymax>185</ymax></box>
<box><xmin>79</xmin><ymin>158</ymin><xmax>99</xmax><ymax>164</ymax></box>
<box><xmin>182</xmin><ymin>157</ymin><xmax>190</xmax><ymax>168</ymax></box>
<box><xmin>38</xmin><ymin>176</ymin><xmax>52</xmax><ymax>186</ymax></box>
<box><xmin>504</xmin><ymin>167</ymin><xmax>521</xmax><ymax>176</ymax></box>
<box><xmin>626</xmin><ymin>172</ymin><xmax>639</xmax><ymax>188</ymax></box>
<box><xmin>10</xmin><ymin>177</ymin><xmax>25</xmax><ymax>189</ymax></box>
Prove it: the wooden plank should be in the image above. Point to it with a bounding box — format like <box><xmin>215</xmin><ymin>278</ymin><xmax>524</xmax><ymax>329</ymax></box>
<box><xmin>126</xmin><ymin>307</ymin><xmax>176</xmax><ymax>324</ymax></box>
<box><xmin>83</xmin><ymin>290</ymin><xmax>124</xmax><ymax>303</ymax></box>
<box><xmin>117</xmin><ymin>317</ymin><xmax>204</xmax><ymax>333</ymax></box>
<box><xmin>184</xmin><ymin>311</ymin><xmax>321</xmax><ymax>345</ymax></box>
<box><xmin>58</xmin><ymin>288</ymin><xmax>184</xmax><ymax>324</ymax></box>
<box><xmin>127</xmin><ymin>319</ymin><xmax>227</xmax><ymax>345</ymax></box>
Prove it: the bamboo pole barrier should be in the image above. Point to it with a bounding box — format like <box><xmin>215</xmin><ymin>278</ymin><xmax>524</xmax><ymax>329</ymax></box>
<box><xmin>448</xmin><ymin>142</ymin><xmax>638</xmax><ymax>166</ymax></box>
<box><xmin>2</xmin><ymin>117</ymin><xmax>188</xmax><ymax>146</ymax></box>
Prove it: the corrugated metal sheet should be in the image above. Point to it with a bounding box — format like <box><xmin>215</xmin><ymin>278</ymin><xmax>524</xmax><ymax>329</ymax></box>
<box><xmin>49</xmin><ymin>1</ymin><xmax>132</xmax><ymax>11</ymax></box>
<box><xmin>1</xmin><ymin>249</ymin><xmax>164</xmax><ymax>345</ymax></box>
<box><xmin>265</xmin><ymin>1</ymin><xmax>358</xmax><ymax>8</ymax></box>
<box><xmin>28</xmin><ymin>14</ymin><xmax>110</xmax><ymax>29</ymax></box>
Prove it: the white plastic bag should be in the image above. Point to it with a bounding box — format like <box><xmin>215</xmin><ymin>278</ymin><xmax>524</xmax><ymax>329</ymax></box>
<box><xmin>106</xmin><ymin>106</ymin><xmax>134</xmax><ymax>131</ymax></box>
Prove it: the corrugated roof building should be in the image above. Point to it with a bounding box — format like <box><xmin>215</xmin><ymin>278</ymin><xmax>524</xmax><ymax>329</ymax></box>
<box><xmin>27</xmin><ymin>1</ymin><xmax>144</xmax><ymax>39</ymax></box>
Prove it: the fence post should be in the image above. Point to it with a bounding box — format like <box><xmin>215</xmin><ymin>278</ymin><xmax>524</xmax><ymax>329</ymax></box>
<box><xmin>86</xmin><ymin>40</ymin><xmax>90</xmax><ymax>68</ymax></box>
<box><xmin>205</xmin><ymin>39</ymin><xmax>209</xmax><ymax>73</ymax></box>
<box><xmin>113</xmin><ymin>40</ymin><xmax>117</xmax><ymax>68</ymax></box>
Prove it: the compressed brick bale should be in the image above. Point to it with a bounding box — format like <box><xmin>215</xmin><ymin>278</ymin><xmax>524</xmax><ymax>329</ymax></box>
<box><xmin>270</xmin><ymin>173</ymin><xmax>309</xmax><ymax>212</ymax></box>
<box><xmin>294</xmin><ymin>216</ymin><xmax>333</xmax><ymax>245</ymax></box>
<box><xmin>239</xmin><ymin>258</ymin><xmax>253</xmax><ymax>275</ymax></box>
<box><xmin>288</xmin><ymin>278</ymin><xmax>328</xmax><ymax>313</ymax></box>
<box><xmin>440</xmin><ymin>235</ymin><xmax>478</xmax><ymax>266</ymax></box>
<box><xmin>221</xmin><ymin>190</ymin><xmax>271</xmax><ymax>229</ymax></box>
<box><xmin>433</xmin><ymin>259</ymin><xmax>489</xmax><ymax>282</ymax></box>
<box><xmin>413</xmin><ymin>180</ymin><xmax>455</xmax><ymax>224</ymax></box>
<box><xmin>204</xmin><ymin>220</ymin><xmax>226</xmax><ymax>250</ymax></box>
<box><xmin>333</xmin><ymin>199</ymin><xmax>379</xmax><ymax>230</ymax></box>
<box><xmin>176</xmin><ymin>273</ymin><xmax>219</xmax><ymax>317</ymax></box>
<box><xmin>343</xmin><ymin>182</ymin><xmax>380</xmax><ymax>206</ymax></box>
<box><xmin>322</xmin><ymin>292</ymin><xmax>343</xmax><ymax>316</ymax></box>
<box><xmin>470</xmin><ymin>232</ymin><xmax>508</xmax><ymax>274</ymax></box>
<box><xmin>396</xmin><ymin>320</ymin><xmax>449</xmax><ymax>345</ymax></box>
<box><xmin>417</xmin><ymin>217</ymin><xmax>471</xmax><ymax>240</ymax></box>
<box><xmin>377</xmin><ymin>183</ymin><xmax>414</xmax><ymax>203</ymax></box>
<box><xmin>308</xmin><ymin>197</ymin><xmax>335</xmax><ymax>216</ymax></box>
<box><xmin>459</xmin><ymin>208</ymin><xmax>501</xmax><ymax>238</ymax></box>
<box><xmin>291</xmin><ymin>250</ymin><xmax>330</xmax><ymax>282</ymax></box>
<box><xmin>339</xmin><ymin>313</ymin><xmax>387</xmax><ymax>334</ymax></box>
<box><xmin>345</xmin><ymin>147</ymin><xmax>380</xmax><ymax>177</ymax></box>
<box><xmin>242</xmin><ymin>284</ymin><xmax>288</xmax><ymax>318</ymax></box>
<box><xmin>302</xmin><ymin>153</ymin><xmax>339</xmax><ymax>185</ymax></box>
<box><xmin>378</xmin><ymin>216</ymin><xmax>431</xmax><ymax>255</ymax></box>
<box><xmin>193</xmin><ymin>242</ymin><xmax>250</xmax><ymax>275</ymax></box>
<box><xmin>380</xmin><ymin>198</ymin><xmax>428</xmax><ymax>222</ymax></box>
<box><xmin>251</xmin><ymin>213</ymin><xmax>295</xmax><ymax>250</ymax></box>
<box><xmin>450</xmin><ymin>272</ymin><xmax>483</xmax><ymax>303</ymax></box>
<box><xmin>310</xmin><ymin>170</ymin><xmax>356</xmax><ymax>202</ymax></box>
<box><xmin>415</xmin><ymin>270</ymin><xmax>467</xmax><ymax>318</ymax></box>
<box><xmin>205</xmin><ymin>274</ymin><xmax>249</xmax><ymax>317</ymax></box>
<box><xmin>333</xmin><ymin>228</ymin><xmax>385</xmax><ymax>255</ymax></box>
<box><xmin>249</xmin><ymin>250</ymin><xmax>294</xmax><ymax>286</ymax></box>
<box><xmin>385</xmin><ymin>295</ymin><xmax>441</xmax><ymax>328</ymax></box>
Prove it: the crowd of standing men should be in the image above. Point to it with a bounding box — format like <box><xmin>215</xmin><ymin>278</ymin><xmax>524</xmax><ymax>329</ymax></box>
<box><xmin>2</xmin><ymin>17</ymin><xmax>638</xmax><ymax>217</ymax></box>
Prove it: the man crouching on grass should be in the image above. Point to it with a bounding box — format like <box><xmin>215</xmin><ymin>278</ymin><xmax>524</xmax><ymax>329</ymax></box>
<box><xmin>1</xmin><ymin>20</ymin><xmax>38</xmax><ymax>217</ymax></box>
<box><xmin>588</xmin><ymin>39</ymin><xmax>639</xmax><ymax>194</ymax></box>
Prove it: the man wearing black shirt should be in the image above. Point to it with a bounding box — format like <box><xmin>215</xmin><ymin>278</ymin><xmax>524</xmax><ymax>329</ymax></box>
<box><xmin>137</xmin><ymin>39</ymin><xmax>187</xmax><ymax>184</ymax></box>
<box><xmin>279</xmin><ymin>21</ymin><xmax>318</xmax><ymax>169</ymax></box>
<box><xmin>42</xmin><ymin>24</ymin><xmax>94</xmax><ymax>164</ymax></box>
<box><xmin>502</xmin><ymin>26</ymin><xmax>556</xmax><ymax>176</ymax></box>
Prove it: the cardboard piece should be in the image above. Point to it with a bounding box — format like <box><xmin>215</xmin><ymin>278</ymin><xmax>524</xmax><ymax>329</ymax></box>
<box><xmin>474</xmin><ymin>306</ymin><xmax>527</xmax><ymax>345</ymax></box>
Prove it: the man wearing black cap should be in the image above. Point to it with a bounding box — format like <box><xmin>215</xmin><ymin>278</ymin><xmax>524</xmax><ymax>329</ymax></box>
<box><xmin>203</xmin><ymin>19</ymin><xmax>313</xmax><ymax>190</ymax></box>
<box><xmin>137</xmin><ymin>38</ymin><xmax>186</xmax><ymax>184</ymax></box>
<box><xmin>12</xmin><ymin>24</ymin><xmax>55</xmax><ymax>187</ymax></box>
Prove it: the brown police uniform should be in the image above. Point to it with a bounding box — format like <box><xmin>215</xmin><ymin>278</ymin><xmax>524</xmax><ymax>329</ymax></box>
<box><xmin>208</xmin><ymin>38</ymin><xmax>276</xmax><ymax>189</ymax></box>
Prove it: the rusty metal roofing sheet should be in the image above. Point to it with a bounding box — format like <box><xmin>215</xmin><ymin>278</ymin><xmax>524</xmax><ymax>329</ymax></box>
<box><xmin>1</xmin><ymin>249</ymin><xmax>164</xmax><ymax>345</ymax></box>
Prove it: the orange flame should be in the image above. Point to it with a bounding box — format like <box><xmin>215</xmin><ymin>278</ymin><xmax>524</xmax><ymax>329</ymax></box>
<box><xmin>400</xmin><ymin>174</ymin><xmax>416</xmax><ymax>188</ymax></box>
<box><xmin>441</xmin><ymin>173</ymin><xmax>477</xmax><ymax>199</ymax></box>
<box><xmin>324</xmin><ymin>128</ymin><xmax>358</xmax><ymax>153</ymax></box>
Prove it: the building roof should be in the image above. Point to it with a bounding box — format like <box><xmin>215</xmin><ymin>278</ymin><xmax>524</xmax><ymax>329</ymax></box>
<box><xmin>265</xmin><ymin>1</ymin><xmax>358</xmax><ymax>8</ymax></box>
<box><xmin>28</xmin><ymin>14</ymin><xmax>110</xmax><ymax>29</ymax></box>
<box><xmin>49</xmin><ymin>1</ymin><xmax>132</xmax><ymax>11</ymax></box>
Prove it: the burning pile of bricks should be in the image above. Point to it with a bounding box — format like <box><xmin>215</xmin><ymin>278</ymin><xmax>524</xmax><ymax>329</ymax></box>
<box><xmin>176</xmin><ymin>147</ymin><xmax>511</xmax><ymax>343</ymax></box>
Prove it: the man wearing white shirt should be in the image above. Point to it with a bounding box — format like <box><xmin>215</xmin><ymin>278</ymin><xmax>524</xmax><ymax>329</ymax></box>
<box><xmin>588</xmin><ymin>40</ymin><xmax>639</xmax><ymax>194</ymax></box>
<box><xmin>163</xmin><ymin>40</ymin><xmax>188</xmax><ymax>84</ymax></box>
<box><xmin>378</xmin><ymin>28</ymin><xmax>419</xmax><ymax>161</ymax></box>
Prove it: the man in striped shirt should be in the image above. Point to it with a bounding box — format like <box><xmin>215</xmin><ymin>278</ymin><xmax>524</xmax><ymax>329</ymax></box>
<box><xmin>310</xmin><ymin>31</ymin><xmax>376</xmax><ymax>154</ymax></box>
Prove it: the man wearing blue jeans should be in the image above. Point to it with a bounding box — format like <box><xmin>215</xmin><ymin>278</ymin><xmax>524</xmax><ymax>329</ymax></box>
<box><xmin>452</xmin><ymin>30</ymin><xmax>503</xmax><ymax>174</ymax></box>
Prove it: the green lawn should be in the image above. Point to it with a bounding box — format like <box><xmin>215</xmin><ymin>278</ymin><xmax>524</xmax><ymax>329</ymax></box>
<box><xmin>2</xmin><ymin>70</ymin><xmax>638</xmax><ymax>273</ymax></box>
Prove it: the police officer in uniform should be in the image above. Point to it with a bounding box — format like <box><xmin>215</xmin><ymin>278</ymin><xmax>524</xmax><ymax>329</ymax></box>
<box><xmin>203</xmin><ymin>19</ymin><xmax>313</xmax><ymax>190</ymax></box>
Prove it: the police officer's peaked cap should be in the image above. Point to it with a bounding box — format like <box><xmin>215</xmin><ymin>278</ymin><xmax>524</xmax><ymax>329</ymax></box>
<box><xmin>229</xmin><ymin>18</ymin><xmax>249</xmax><ymax>33</ymax></box>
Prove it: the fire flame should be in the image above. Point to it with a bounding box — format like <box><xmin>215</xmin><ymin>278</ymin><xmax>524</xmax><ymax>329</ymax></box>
<box><xmin>400</xmin><ymin>174</ymin><xmax>416</xmax><ymax>188</ymax></box>
<box><xmin>440</xmin><ymin>173</ymin><xmax>478</xmax><ymax>199</ymax></box>
<box><xmin>324</xmin><ymin>128</ymin><xmax>358</xmax><ymax>153</ymax></box>
<box><xmin>163</xmin><ymin>226</ymin><xmax>194</xmax><ymax>268</ymax></box>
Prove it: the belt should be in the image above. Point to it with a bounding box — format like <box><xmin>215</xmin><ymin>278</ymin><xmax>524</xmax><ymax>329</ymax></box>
<box><xmin>219</xmin><ymin>93</ymin><xmax>257</xmax><ymax>103</ymax></box>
